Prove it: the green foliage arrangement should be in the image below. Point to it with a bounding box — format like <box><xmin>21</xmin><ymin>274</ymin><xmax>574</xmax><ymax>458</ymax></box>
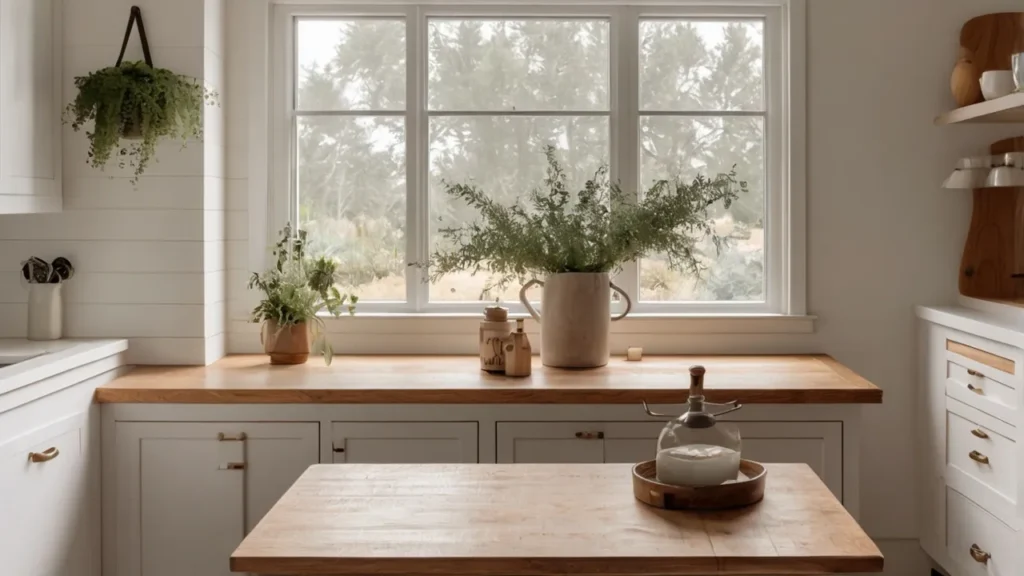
<box><xmin>424</xmin><ymin>146</ymin><xmax>747</xmax><ymax>290</ymax></box>
<box><xmin>64</xmin><ymin>61</ymin><xmax>217</xmax><ymax>182</ymax></box>
<box><xmin>248</xmin><ymin>225</ymin><xmax>358</xmax><ymax>365</ymax></box>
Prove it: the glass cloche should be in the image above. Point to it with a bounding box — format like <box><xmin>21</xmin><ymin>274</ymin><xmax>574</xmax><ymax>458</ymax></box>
<box><xmin>643</xmin><ymin>365</ymin><xmax>743</xmax><ymax>487</ymax></box>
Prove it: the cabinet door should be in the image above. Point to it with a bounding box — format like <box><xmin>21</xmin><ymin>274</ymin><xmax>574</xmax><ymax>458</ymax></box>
<box><xmin>0</xmin><ymin>412</ymin><xmax>93</xmax><ymax>576</ymax></box>
<box><xmin>113</xmin><ymin>422</ymin><xmax>319</xmax><ymax>576</ymax></box>
<box><xmin>0</xmin><ymin>0</ymin><xmax>61</xmax><ymax>214</ymax></box>
<box><xmin>332</xmin><ymin>422</ymin><xmax>478</xmax><ymax>463</ymax></box>
<box><xmin>497</xmin><ymin>421</ymin><xmax>844</xmax><ymax>497</ymax></box>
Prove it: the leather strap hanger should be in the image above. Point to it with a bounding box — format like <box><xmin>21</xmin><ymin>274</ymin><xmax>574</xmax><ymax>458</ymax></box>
<box><xmin>115</xmin><ymin>6</ymin><xmax>153</xmax><ymax>67</ymax></box>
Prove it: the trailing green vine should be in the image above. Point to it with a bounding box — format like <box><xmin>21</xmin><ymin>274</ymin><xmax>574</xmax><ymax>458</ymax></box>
<box><xmin>64</xmin><ymin>61</ymin><xmax>217</xmax><ymax>183</ymax></box>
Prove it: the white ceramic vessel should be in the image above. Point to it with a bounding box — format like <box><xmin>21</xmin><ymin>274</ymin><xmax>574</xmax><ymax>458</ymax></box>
<box><xmin>1013</xmin><ymin>53</ymin><xmax>1024</xmax><ymax>91</ymax></box>
<box><xmin>980</xmin><ymin>70</ymin><xmax>1015</xmax><ymax>101</ymax></box>
<box><xmin>519</xmin><ymin>272</ymin><xmax>631</xmax><ymax>368</ymax></box>
<box><xmin>27</xmin><ymin>283</ymin><xmax>62</xmax><ymax>341</ymax></box>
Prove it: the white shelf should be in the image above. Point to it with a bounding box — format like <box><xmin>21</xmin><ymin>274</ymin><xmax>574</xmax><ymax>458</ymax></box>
<box><xmin>935</xmin><ymin>92</ymin><xmax>1024</xmax><ymax>125</ymax></box>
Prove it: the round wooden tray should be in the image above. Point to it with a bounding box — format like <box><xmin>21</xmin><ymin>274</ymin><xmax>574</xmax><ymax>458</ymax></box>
<box><xmin>632</xmin><ymin>459</ymin><xmax>767</xmax><ymax>510</ymax></box>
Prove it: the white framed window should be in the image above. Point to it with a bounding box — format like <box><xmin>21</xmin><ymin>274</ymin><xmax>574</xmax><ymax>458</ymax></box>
<box><xmin>268</xmin><ymin>1</ymin><xmax>805</xmax><ymax>316</ymax></box>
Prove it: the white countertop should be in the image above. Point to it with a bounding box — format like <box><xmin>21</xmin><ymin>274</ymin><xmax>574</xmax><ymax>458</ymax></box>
<box><xmin>0</xmin><ymin>339</ymin><xmax>128</xmax><ymax>397</ymax></box>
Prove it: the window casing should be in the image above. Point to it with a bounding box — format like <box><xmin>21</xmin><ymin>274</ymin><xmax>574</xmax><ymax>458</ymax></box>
<box><xmin>270</xmin><ymin>2</ymin><xmax>802</xmax><ymax>316</ymax></box>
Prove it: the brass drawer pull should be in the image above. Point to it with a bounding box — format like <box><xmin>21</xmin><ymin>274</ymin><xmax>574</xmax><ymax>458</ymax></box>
<box><xmin>220</xmin><ymin>462</ymin><xmax>246</xmax><ymax>470</ymax></box>
<box><xmin>28</xmin><ymin>447</ymin><xmax>59</xmax><ymax>463</ymax></box>
<box><xmin>967</xmin><ymin>383</ymin><xmax>984</xmax><ymax>394</ymax></box>
<box><xmin>969</xmin><ymin>450</ymin><xmax>990</xmax><ymax>465</ymax></box>
<box><xmin>970</xmin><ymin>544</ymin><xmax>991</xmax><ymax>564</ymax></box>
<box><xmin>971</xmin><ymin>428</ymin><xmax>990</xmax><ymax>439</ymax></box>
<box><xmin>967</xmin><ymin>368</ymin><xmax>984</xmax><ymax>378</ymax></box>
<box><xmin>218</xmin><ymin>432</ymin><xmax>247</xmax><ymax>442</ymax></box>
<box><xmin>575</xmin><ymin>431</ymin><xmax>605</xmax><ymax>440</ymax></box>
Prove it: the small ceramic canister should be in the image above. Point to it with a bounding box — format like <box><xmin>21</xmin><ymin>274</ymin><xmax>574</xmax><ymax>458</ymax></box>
<box><xmin>480</xmin><ymin>305</ymin><xmax>513</xmax><ymax>373</ymax></box>
<box><xmin>981</xmin><ymin>70</ymin><xmax>1015</xmax><ymax>101</ymax></box>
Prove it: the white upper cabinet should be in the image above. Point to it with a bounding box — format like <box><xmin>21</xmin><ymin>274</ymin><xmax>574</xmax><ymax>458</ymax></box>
<box><xmin>0</xmin><ymin>0</ymin><xmax>62</xmax><ymax>214</ymax></box>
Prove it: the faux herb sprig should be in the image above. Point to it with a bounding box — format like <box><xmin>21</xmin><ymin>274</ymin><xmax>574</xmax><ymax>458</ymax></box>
<box><xmin>248</xmin><ymin>225</ymin><xmax>358</xmax><ymax>365</ymax></box>
<box><xmin>421</xmin><ymin>145</ymin><xmax>746</xmax><ymax>290</ymax></box>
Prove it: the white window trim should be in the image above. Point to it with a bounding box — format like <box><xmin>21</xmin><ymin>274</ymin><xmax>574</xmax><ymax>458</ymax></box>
<box><xmin>246</xmin><ymin>0</ymin><xmax>809</xmax><ymax>331</ymax></box>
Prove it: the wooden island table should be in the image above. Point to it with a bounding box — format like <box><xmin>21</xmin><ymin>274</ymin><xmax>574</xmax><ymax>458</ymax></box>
<box><xmin>230</xmin><ymin>463</ymin><xmax>883</xmax><ymax>576</ymax></box>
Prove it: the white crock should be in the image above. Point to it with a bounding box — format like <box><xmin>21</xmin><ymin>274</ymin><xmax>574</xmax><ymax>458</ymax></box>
<box><xmin>519</xmin><ymin>272</ymin><xmax>631</xmax><ymax>368</ymax></box>
<box><xmin>27</xmin><ymin>283</ymin><xmax>63</xmax><ymax>341</ymax></box>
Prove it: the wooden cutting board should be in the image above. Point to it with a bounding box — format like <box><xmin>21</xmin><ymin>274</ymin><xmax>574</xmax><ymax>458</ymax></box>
<box><xmin>956</xmin><ymin>13</ymin><xmax>1024</xmax><ymax>106</ymax></box>
<box><xmin>959</xmin><ymin>136</ymin><xmax>1024</xmax><ymax>302</ymax></box>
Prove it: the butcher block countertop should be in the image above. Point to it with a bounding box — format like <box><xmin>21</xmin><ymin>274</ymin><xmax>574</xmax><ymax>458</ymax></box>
<box><xmin>95</xmin><ymin>355</ymin><xmax>882</xmax><ymax>404</ymax></box>
<box><xmin>230</xmin><ymin>463</ymin><xmax>884</xmax><ymax>575</ymax></box>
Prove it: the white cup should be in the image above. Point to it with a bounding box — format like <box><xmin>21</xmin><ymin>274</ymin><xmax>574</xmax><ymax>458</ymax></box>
<box><xmin>1014</xmin><ymin>53</ymin><xmax>1024</xmax><ymax>91</ymax></box>
<box><xmin>981</xmin><ymin>70</ymin><xmax>1016</xmax><ymax>101</ymax></box>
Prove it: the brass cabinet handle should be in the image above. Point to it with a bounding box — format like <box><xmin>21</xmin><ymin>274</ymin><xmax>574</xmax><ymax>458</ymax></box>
<box><xmin>971</xmin><ymin>428</ymin><xmax>990</xmax><ymax>439</ymax></box>
<box><xmin>575</xmin><ymin>431</ymin><xmax>605</xmax><ymax>440</ymax></box>
<box><xmin>969</xmin><ymin>450</ymin><xmax>990</xmax><ymax>465</ymax></box>
<box><xmin>28</xmin><ymin>447</ymin><xmax>59</xmax><ymax>463</ymax></box>
<box><xmin>967</xmin><ymin>368</ymin><xmax>985</xmax><ymax>378</ymax></box>
<box><xmin>970</xmin><ymin>544</ymin><xmax>991</xmax><ymax>564</ymax></box>
<box><xmin>966</xmin><ymin>383</ymin><xmax>984</xmax><ymax>394</ymax></box>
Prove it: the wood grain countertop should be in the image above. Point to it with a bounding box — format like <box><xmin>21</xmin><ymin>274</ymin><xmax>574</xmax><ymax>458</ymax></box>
<box><xmin>229</xmin><ymin>463</ymin><xmax>884</xmax><ymax>575</ymax></box>
<box><xmin>95</xmin><ymin>354</ymin><xmax>882</xmax><ymax>404</ymax></box>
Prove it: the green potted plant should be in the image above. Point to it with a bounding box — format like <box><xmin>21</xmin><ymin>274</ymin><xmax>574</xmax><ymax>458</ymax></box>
<box><xmin>423</xmin><ymin>145</ymin><xmax>746</xmax><ymax>369</ymax></box>
<box><xmin>249</xmin><ymin>225</ymin><xmax>358</xmax><ymax>366</ymax></box>
<box><xmin>63</xmin><ymin>7</ymin><xmax>216</xmax><ymax>182</ymax></box>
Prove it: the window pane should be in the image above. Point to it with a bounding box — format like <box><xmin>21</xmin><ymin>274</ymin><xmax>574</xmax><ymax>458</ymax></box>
<box><xmin>640</xmin><ymin>19</ymin><xmax>763</xmax><ymax>111</ymax></box>
<box><xmin>298</xmin><ymin>116</ymin><xmax>406</xmax><ymax>301</ymax></box>
<box><xmin>429</xmin><ymin>115</ymin><xmax>609</xmax><ymax>301</ymax></box>
<box><xmin>428</xmin><ymin>19</ymin><xmax>610</xmax><ymax>111</ymax></box>
<box><xmin>639</xmin><ymin>115</ymin><xmax>764</xmax><ymax>302</ymax></box>
<box><xmin>296</xmin><ymin>19</ymin><xmax>406</xmax><ymax>111</ymax></box>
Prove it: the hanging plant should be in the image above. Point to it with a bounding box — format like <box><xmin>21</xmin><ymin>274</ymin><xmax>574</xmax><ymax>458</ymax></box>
<box><xmin>63</xmin><ymin>7</ymin><xmax>217</xmax><ymax>183</ymax></box>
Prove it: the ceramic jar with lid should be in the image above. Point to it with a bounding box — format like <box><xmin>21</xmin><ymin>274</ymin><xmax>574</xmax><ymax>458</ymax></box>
<box><xmin>480</xmin><ymin>305</ymin><xmax>513</xmax><ymax>373</ymax></box>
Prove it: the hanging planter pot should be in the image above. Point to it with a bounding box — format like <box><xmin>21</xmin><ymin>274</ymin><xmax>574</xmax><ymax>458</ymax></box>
<box><xmin>63</xmin><ymin>6</ymin><xmax>217</xmax><ymax>182</ymax></box>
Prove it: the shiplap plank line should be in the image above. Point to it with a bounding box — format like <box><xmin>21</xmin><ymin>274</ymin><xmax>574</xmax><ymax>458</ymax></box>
<box><xmin>0</xmin><ymin>240</ymin><xmax>207</xmax><ymax>273</ymax></box>
<box><xmin>0</xmin><ymin>210</ymin><xmax>207</xmax><ymax>241</ymax></box>
<box><xmin>0</xmin><ymin>274</ymin><xmax>205</xmax><ymax>304</ymax></box>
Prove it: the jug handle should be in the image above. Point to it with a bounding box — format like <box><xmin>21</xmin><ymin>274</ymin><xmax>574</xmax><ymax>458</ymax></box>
<box><xmin>610</xmin><ymin>281</ymin><xmax>632</xmax><ymax>321</ymax></box>
<box><xmin>520</xmin><ymin>279</ymin><xmax>544</xmax><ymax>322</ymax></box>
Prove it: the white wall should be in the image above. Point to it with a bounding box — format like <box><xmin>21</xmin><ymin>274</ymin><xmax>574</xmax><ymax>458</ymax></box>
<box><xmin>0</xmin><ymin>0</ymin><xmax>227</xmax><ymax>365</ymax></box>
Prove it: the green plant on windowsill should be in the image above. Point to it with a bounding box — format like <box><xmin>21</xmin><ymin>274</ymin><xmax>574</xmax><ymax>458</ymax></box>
<box><xmin>63</xmin><ymin>61</ymin><xmax>217</xmax><ymax>183</ymax></box>
<box><xmin>420</xmin><ymin>145</ymin><xmax>747</xmax><ymax>290</ymax></box>
<box><xmin>248</xmin><ymin>225</ymin><xmax>358</xmax><ymax>366</ymax></box>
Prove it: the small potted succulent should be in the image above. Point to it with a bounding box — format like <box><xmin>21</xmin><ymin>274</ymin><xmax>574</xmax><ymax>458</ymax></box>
<box><xmin>21</xmin><ymin>257</ymin><xmax>75</xmax><ymax>341</ymax></box>
<box><xmin>63</xmin><ymin>7</ymin><xmax>217</xmax><ymax>183</ymax></box>
<box><xmin>423</xmin><ymin>145</ymin><xmax>745</xmax><ymax>369</ymax></box>
<box><xmin>249</xmin><ymin>225</ymin><xmax>357</xmax><ymax>365</ymax></box>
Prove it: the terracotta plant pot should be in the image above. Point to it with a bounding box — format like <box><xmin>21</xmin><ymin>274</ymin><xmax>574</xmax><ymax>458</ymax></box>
<box><xmin>519</xmin><ymin>272</ymin><xmax>632</xmax><ymax>369</ymax></box>
<box><xmin>263</xmin><ymin>320</ymin><xmax>310</xmax><ymax>365</ymax></box>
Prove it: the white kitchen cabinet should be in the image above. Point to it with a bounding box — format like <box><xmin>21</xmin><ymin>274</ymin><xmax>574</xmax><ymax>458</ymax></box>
<box><xmin>496</xmin><ymin>420</ymin><xmax>844</xmax><ymax>498</ymax></box>
<box><xmin>0</xmin><ymin>412</ymin><xmax>93</xmax><ymax>576</ymax></box>
<box><xmin>332</xmin><ymin>422</ymin><xmax>478</xmax><ymax>463</ymax></box>
<box><xmin>918</xmin><ymin>305</ymin><xmax>1024</xmax><ymax>576</ymax></box>
<box><xmin>0</xmin><ymin>0</ymin><xmax>62</xmax><ymax>214</ymax></box>
<box><xmin>111</xmin><ymin>422</ymin><xmax>319</xmax><ymax>576</ymax></box>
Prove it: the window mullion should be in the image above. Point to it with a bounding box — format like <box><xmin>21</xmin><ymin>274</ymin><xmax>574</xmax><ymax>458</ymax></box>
<box><xmin>406</xmin><ymin>6</ymin><xmax>427</xmax><ymax>312</ymax></box>
<box><xmin>612</xmin><ymin>6</ymin><xmax>640</xmax><ymax>308</ymax></box>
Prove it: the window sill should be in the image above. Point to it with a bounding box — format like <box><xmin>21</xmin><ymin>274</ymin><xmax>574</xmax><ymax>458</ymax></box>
<box><xmin>301</xmin><ymin>312</ymin><xmax>816</xmax><ymax>335</ymax></box>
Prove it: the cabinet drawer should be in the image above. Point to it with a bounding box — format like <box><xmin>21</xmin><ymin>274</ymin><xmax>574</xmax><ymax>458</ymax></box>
<box><xmin>495</xmin><ymin>421</ymin><xmax>844</xmax><ymax>499</ymax></box>
<box><xmin>947</xmin><ymin>488</ymin><xmax>1019</xmax><ymax>576</ymax></box>
<box><xmin>947</xmin><ymin>361</ymin><xmax>1017</xmax><ymax>425</ymax></box>
<box><xmin>0</xmin><ymin>413</ymin><xmax>89</xmax><ymax>576</ymax></box>
<box><xmin>331</xmin><ymin>422</ymin><xmax>478</xmax><ymax>463</ymax></box>
<box><xmin>947</xmin><ymin>399</ymin><xmax>1017</xmax><ymax>507</ymax></box>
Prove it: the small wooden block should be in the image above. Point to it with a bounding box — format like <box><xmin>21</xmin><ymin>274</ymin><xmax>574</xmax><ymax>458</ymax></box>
<box><xmin>627</xmin><ymin>347</ymin><xmax>643</xmax><ymax>361</ymax></box>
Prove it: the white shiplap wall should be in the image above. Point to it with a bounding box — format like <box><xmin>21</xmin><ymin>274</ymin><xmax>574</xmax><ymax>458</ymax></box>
<box><xmin>0</xmin><ymin>0</ymin><xmax>227</xmax><ymax>365</ymax></box>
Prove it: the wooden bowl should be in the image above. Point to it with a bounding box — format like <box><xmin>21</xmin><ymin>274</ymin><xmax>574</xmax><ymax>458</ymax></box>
<box><xmin>632</xmin><ymin>459</ymin><xmax>767</xmax><ymax>510</ymax></box>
